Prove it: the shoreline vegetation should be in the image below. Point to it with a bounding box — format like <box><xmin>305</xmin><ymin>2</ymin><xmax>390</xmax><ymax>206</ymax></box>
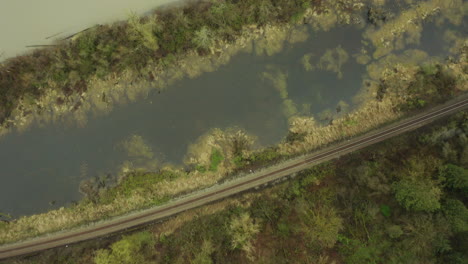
<box><xmin>0</xmin><ymin>0</ymin><xmax>467</xmax><ymax>246</ymax></box>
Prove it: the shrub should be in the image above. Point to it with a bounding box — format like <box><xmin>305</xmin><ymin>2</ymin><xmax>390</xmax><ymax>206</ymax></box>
<box><xmin>386</xmin><ymin>225</ymin><xmax>403</xmax><ymax>239</ymax></box>
<box><xmin>94</xmin><ymin>231</ymin><xmax>155</xmax><ymax>264</ymax></box>
<box><xmin>192</xmin><ymin>26</ymin><xmax>215</xmax><ymax>50</ymax></box>
<box><xmin>442</xmin><ymin>199</ymin><xmax>468</xmax><ymax>233</ymax></box>
<box><xmin>380</xmin><ymin>205</ymin><xmax>391</xmax><ymax>218</ymax></box>
<box><xmin>392</xmin><ymin>178</ymin><xmax>442</xmax><ymax>212</ymax></box>
<box><xmin>127</xmin><ymin>13</ymin><xmax>161</xmax><ymax>51</ymax></box>
<box><xmin>438</xmin><ymin>164</ymin><xmax>468</xmax><ymax>189</ymax></box>
<box><xmin>228</xmin><ymin>213</ymin><xmax>260</xmax><ymax>254</ymax></box>
<box><xmin>209</xmin><ymin>148</ymin><xmax>224</xmax><ymax>172</ymax></box>
<box><xmin>249</xmin><ymin>148</ymin><xmax>283</xmax><ymax>163</ymax></box>
<box><xmin>191</xmin><ymin>239</ymin><xmax>215</xmax><ymax>264</ymax></box>
<box><xmin>295</xmin><ymin>199</ymin><xmax>343</xmax><ymax>249</ymax></box>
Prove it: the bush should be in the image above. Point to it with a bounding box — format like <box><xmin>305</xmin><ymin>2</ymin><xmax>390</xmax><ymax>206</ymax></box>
<box><xmin>228</xmin><ymin>213</ymin><xmax>260</xmax><ymax>256</ymax></box>
<box><xmin>442</xmin><ymin>199</ymin><xmax>468</xmax><ymax>233</ymax></box>
<box><xmin>439</xmin><ymin>164</ymin><xmax>468</xmax><ymax>189</ymax></box>
<box><xmin>192</xmin><ymin>26</ymin><xmax>215</xmax><ymax>50</ymax></box>
<box><xmin>380</xmin><ymin>205</ymin><xmax>391</xmax><ymax>218</ymax></box>
<box><xmin>392</xmin><ymin>178</ymin><xmax>442</xmax><ymax>212</ymax></box>
<box><xmin>94</xmin><ymin>231</ymin><xmax>155</xmax><ymax>264</ymax></box>
<box><xmin>386</xmin><ymin>225</ymin><xmax>403</xmax><ymax>239</ymax></box>
<box><xmin>249</xmin><ymin>148</ymin><xmax>283</xmax><ymax>163</ymax></box>
<box><xmin>191</xmin><ymin>239</ymin><xmax>215</xmax><ymax>264</ymax></box>
<box><xmin>295</xmin><ymin>199</ymin><xmax>343</xmax><ymax>249</ymax></box>
<box><xmin>209</xmin><ymin>148</ymin><xmax>224</xmax><ymax>172</ymax></box>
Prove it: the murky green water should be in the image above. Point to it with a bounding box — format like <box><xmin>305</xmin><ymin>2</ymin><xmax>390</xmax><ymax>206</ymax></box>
<box><xmin>0</xmin><ymin>3</ymin><xmax>465</xmax><ymax>217</ymax></box>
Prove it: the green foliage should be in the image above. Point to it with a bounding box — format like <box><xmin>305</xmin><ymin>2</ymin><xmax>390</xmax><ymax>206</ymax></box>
<box><xmin>94</xmin><ymin>231</ymin><xmax>155</xmax><ymax>264</ymax></box>
<box><xmin>127</xmin><ymin>12</ymin><xmax>160</xmax><ymax>51</ymax></box>
<box><xmin>386</xmin><ymin>225</ymin><xmax>403</xmax><ymax>239</ymax></box>
<box><xmin>392</xmin><ymin>178</ymin><xmax>442</xmax><ymax>212</ymax></box>
<box><xmin>442</xmin><ymin>199</ymin><xmax>468</xmax><ymax>233</ymax></box>
<box><xmin>99</xmin><ymin>170</ymin><xmax>179</xmax><ymax>204</ymax></box>
<box><xmin>192</xmin><ymin>26</ymin><xmax>215</xmax><ymax>50</ymax></box>
<box><xmin>380</xmin><ymin>205</ymin><xmax>391</xmax><ymax>218</ymax></box>
<box><xmin>255</xmin><ymin>0</ymin><xmax>277</xmax><ymax>25</ymax></box>
<box><xmin>228</xmin><ymin>213</ymin><xmax>260</xmax><ymax>254</ymax></box>
<box><xmin>421</xmin><ymin>63</ymin><xmax>438</xmax><ymax>76</ymax></box>
<box><xmin>276</xmin><ymin>221</ymin><xmax>291</xmax><ymax>237</ymax></box>
<box><xmin>232</xmin><ymin>155</ymin><xmax>246</xmax><ymax>168</ymax></box>
<box><xmin>344</xmin><ymin>118</ymin><xmax>359</xmax><ymax>126</ymax></box>
<box><xmin>439</xmin><ymin>164</ymin><xmax>468</xmax><ymax>189</ymax></box>
<box><xmin>191</xmin><ymin>239</ymin><xmax>215</xmax><ymax>264</ymax></box>
<box><xmin>195</xmin><ymin>164</ymin><xmax>207</xmax><ymax>173</ymax></box>
<box><xmin>295</xmin><ymin>198</ymin><xmax>343</xmax><ymax>249</ymax></box>
<box><xmin>249</xmin><ymin>147</ymin><xmax>283</xmax><ymax>163</ymax></box>
<box><xmin>209</xmin><ymin>148</ymin><xmax>224</xmax><ymax>172</ymax></box>
<box><xmin>344</xmin><ymin>243</ymin><xmax>382</xmax><ymax>264</ymax></box>
<box><xmin>399</xmin><ymin>214</ymin><xmax>452</xmax><ymax>259</ymax></box>
<box><xmin>401</xmin><ymin>64</ymin><xmax>457</xmax><ymax>111</ymax></box>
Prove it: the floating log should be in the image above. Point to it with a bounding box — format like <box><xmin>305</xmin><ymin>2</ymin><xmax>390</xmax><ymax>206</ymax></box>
<box><xmin>61</xmin><ymin>24</ymin><xmax>101</xmax><ymax>41</ymax></box>
<box><xmin>25</xmin><ymin>45</ymin><xmax>57</xmax><ymax>48</ymax></box>
<box><xmin>45</xmin><ymin>31</ymin><xmax>64</xmax><ymax>40</ymax></box>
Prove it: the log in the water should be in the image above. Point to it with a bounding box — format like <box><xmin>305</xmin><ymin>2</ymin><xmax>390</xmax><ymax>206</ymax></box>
<box><xmin>25</xmin><ymin>45</ymin><xmax>57</xmax><ymax>48</ymax></box>
<box><xmin>61</xmin><ymin>24</ymin><xmax>101</xmax><ymax>40</ymax></box>
<box><xmin>45</xmin><ymin>31</ymin><xmax>64</xmax><ymax>40</ymax></box>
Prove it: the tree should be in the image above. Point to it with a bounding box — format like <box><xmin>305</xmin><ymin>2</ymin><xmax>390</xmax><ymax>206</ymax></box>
<box><xmin>127</xmin><ymin>13</ymin><xmax>161</xmax><ymax>51</ymax></box>
<box><xmin>192</xmin><ymin>26</ymin><xmax>214</xmax><ymax>50</ymax></box>
<box><xmin>228</xmin><ymin>213</ymin><xmax>260</xmax><ymax>258</ymax></box>
<box><xmin>442</xmin><ymin>199</ymin><xmax>468</xmax><ymax>233</ymax></box>
<box><xmin>256</xmin><ymin>0</ymin><xmax>276</xmax><ymax>25</ymax></box>
<box><xmin>191</xmin><ymin>239</ymin><xmax>215</xmax><ymax>264</ymax></box>
<box><xmin>392</xmin><ymin>178</ymin><xmax>442</xmax><ymax>212</ymax></box>
<box><xmin>94</xmin><ymin>231</ymin><xmax>155</xmax><ymax>264</ymax></box>
<box><xmin>439</xmin><ymin>164</ymin><xmax>468</xmax><ymax>189</ymax></box>
<box><xmin>386</xmin><ymin>225</ymin><xmax>403</xmax><ymax>239</ymax></box>
<box><xmin>294</xmin><ymin>199</ymin><xmax>343</xmax><ymax>249</ymax></box>
<box><xmin>400</xmin><ymin>214</ymin><xmax>452</xmax><ymax>260</ymax></box>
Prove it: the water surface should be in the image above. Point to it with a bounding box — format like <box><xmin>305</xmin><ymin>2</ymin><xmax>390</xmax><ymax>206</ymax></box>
<box><xmin>0</xmin><ymin>0</ymin><xmax>183</xmax><ymax>60</ymax></box>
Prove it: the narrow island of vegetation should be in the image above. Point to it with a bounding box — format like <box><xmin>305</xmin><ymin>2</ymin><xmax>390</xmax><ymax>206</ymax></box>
<box><xmin>0</xmin><ymin>0</ymin><xmax>467</xmax><ymax>262</ymax></box>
